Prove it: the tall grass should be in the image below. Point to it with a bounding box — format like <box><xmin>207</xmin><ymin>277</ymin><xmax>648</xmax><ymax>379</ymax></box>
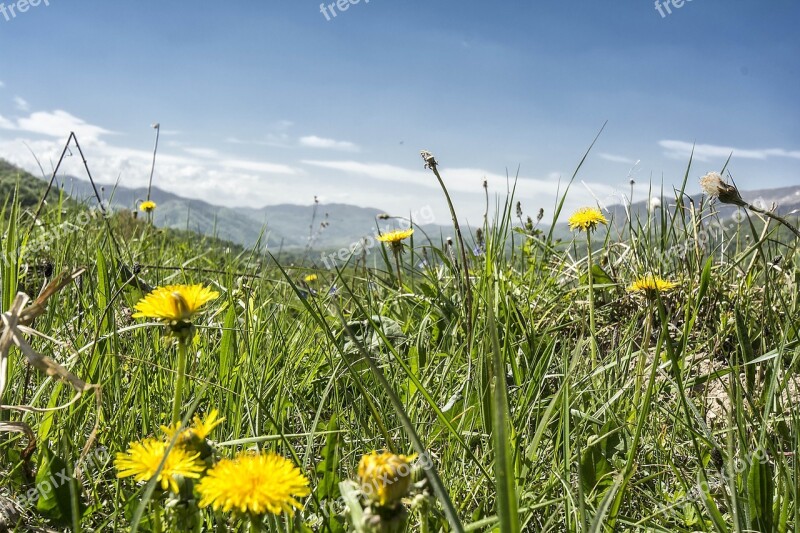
<box><xmin>0</xmin><ymin>153</ymin><xmax>798</xmax><ymax>532</ymax></box>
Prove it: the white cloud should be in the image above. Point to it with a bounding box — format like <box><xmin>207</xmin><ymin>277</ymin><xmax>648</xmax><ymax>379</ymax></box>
<box><xmin>9</xmin><ymin>110</ymin><xmax>114</xmax><ymax>142</ymax></box>
<box><xmin>220</xmin><ymin>159</ymin><xmax>300</xmax><ymax>175</ymax></box>
<box><xmin>0</xmin><ymin>134</ymin><xmax>305</xmax><ymax>208</ymax></box>
<box><xmin>0</xmin><ymin>81</ymin><xmax>5</xmax><ymax>88</ymax></box>
<box><xmin>303</xmin><ymin>159</ymin><xmax>428</xmax><ymax>186</ymax></box>
<box><xmin>13</xmin><ymin>96</ymin><xmax>29</xmax><ymax>112</ymax></box>
<box><xmin>226</xmin><ymin>133</ymin><xmax>292</xmax><ymax>148</ymax></box>
<box><xmin>599</xmin><ymin>153</ymin><xmax>636</xmax><ymax>164</ymax></box>
<box><xmin>0</xmin><ymin>107</ymin><xmax>630</xmax><ymax>222</ymax></box>
<box><xmin>0</xmin><ymin>106</ymin><xmax>305</xmax><ymax>209</ymax></box>
<box><xmin>183</xmin><ymin>147</ymin><xmax>220</xmax><ymax>159</ymax></box>
<box><xmin>302</xmin><ymin>159</ymin><xmax>618</xmax><ymax>219</ymax></box>
<box><xmin>299</xmin><ymin>135</ymin><xmax>360</xmax><ymax>152</ymax></box>
<box><xmin>660</xmin><ymin>140</ymin><xmax>800</xmax><ymax>162</ymax></box>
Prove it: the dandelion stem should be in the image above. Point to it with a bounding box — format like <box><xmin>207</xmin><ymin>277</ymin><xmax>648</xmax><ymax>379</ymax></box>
<box><xmin>586</xmin><ymin>232</ymin><xmax>598</xmax><ymax>364</ymax></box>
<box><xmin>172</xmin><ymin>339</ymin><xmax>188</xmax><ymax>426</ymax></box>
<box><xmin>392</xmin><ymin>249</ymin><xmax>404</xmax><ymax>289</ymax></box>
<box><xmin>152</xmin><ymin>502</ymin><xmax>163</xmax><ymax>533</ymax></box>
<box><xmin>609</xmin><ymin>300</ymin><xmax>664</xmax><ymax>525</ymax></box>
<box><xmin>249</xmin><ymin>515</ymin><xmax>264</xmax><ymax>533</ymax></box>
<box><xmin>631</xmin><ymin>310</ymin><xmax>653</xmax><ymax>416</ymax></box>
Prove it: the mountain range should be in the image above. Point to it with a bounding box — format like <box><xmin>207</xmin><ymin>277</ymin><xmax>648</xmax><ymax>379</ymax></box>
<box><xmin>35</xmin><ymin>170</ymin><xmax>453</xmax><ymax>253</ymax></box>
<box><xmin>3</xmin><ymin>159</ymin><xmax>798</xmax><ymax>251</ymax></box>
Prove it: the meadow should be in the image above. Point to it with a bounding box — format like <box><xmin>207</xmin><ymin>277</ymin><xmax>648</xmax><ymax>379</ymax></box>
<box><xmin>0</xmin><ymin>151</ymin><xmax>798</xmax><ymax>533</ymax></box>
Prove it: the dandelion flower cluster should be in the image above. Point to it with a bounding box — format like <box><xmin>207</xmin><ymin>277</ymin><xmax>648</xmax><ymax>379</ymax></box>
<box><xmin>133</xmin><ymin>284</ymin><xmax>219</xmax><ymax>322</ymax></box>
<box><xmin>377</xmin><ymin>228</ymin><xmax>414</xmax><ymax>249</ymax></box>
<box><xmin>358</xmin><ymin>451</ymin><xmax>416</xmax><ymax>508</ymax></box>
<box><xmin>627</xmin><ymin>275</ymin><xmax>678</xmax><ymax>297</ymax></box>
<box><xmin>161</xmin><ymin>409</ymin><xmax>225</xmax><ymax>444</ymax></box>
<box><xmin>115</xmin><ymin>438</ymin><xmax>205</xmax><ymax>493</ymax></box>
<box><xmin>568</xmin><ymin>207</ymin><xmax>608</xmax><ymax>233</ymax></box>
<box><xmin>139</xmin><ymin>200</ymin><xmax>157</xmax><ymax>213</ymax></box>
<box><xmin>196</xmin><ymin>452</ymin><xmax>310</xmax><ymax>516</ymax></box>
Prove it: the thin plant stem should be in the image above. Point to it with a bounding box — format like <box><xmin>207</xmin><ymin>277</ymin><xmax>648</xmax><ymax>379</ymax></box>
<box><xmin>172</xmin><ymin>339</ymin><xmax>188</xmax><ymax>425</ymax></box>
<box><xmin>419</xmin><ymin>499</ymin><xmax>430</xmax><ymax>533</ymax></box>
<box><xmin>631</xmin><ymin>310</ymin><xmax>653</xmax><ymax>413</ymax></box>
<box><xmin>586</xmin><ymin>231</ymin><xmax>598</xmax><ymax>364</ymax></box>
<box><xmin>608</xmin><ymin>300</ymin><xmax>664</xmax><ymax>525</ymax></box>
<box><xmin>424</xmin><ymin>158</ymin><xmax>473</xmax><ymax>344</ymax></box>
<box><xmin>392</xmin><ymin>248</ymin><xmax>404</xmax><ymax>289</ymax></box>
<box><xmin>747</xmin><ymin>202</ymin><xmax>800</xmax><ymax>240</ymax></box>
<box><xmin>146</xmin><ymin>124</ymin><xmax>160</xmax><ymax>202</ymax></box>
<box><xmin>153</xmin><ymin>502</ymin><xmax>163</xmax><ymax>533</ymax></box>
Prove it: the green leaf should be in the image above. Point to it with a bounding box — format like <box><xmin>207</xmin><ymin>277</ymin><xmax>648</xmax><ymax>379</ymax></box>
<box><xmin>218</xmin><ymin>304</ymin><xmax>238</xmax><ymax>387</ymax></box>
<box><xmin>315</xmin><ymin>417</ymin><xmax>342</xmax><ymax>501</ymax></box>
<box><xmin>579</xmin><ymin>265</ymin><xmax>615</xmax><ymax>288</ymax></box>
<box><xmin>747</xmin><ymin>450</ymin><xmax>774</xmax><ymax>533</ymax></box>
<box><xmin>488</xmin><ymin>302</ymin><xmax>520</xmax><ymax>533</ymax></box>
<box><xmin>580</xmin><ymin>441</ymin><xmax>613</xmax><ymax>497</ymax></box>
<box><xmin>35</xmin><ymin>446</ymin><xmax>85</xmax><ymax>524</ymax></box>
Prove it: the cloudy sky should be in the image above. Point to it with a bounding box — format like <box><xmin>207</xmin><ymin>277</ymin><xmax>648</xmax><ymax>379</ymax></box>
<box><xmin>0</xmin><ymin>1</ymin><xmax>798</xmax><ymax>224</ymax></box>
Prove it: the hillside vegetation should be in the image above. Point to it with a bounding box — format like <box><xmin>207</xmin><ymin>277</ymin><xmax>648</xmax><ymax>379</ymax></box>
<box><xmin>0</xmin><ymin>155</ymin><xmax>798</xmax><ymax>532</ymax></box>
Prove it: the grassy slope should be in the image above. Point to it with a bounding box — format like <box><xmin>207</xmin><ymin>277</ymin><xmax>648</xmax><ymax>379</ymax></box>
<box><xmin>0</xmin><ymin>159</ymin><xmax>798</xmax><ymax>532</ymax></box>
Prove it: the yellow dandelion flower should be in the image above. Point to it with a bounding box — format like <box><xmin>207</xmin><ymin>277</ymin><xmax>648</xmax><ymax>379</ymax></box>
<box><xmin>304</xmin><ymin>274</ymin><xmax>318</xmax><ymax>283</ymax></box>
<box><xmin>627</xmin><ymin>275</ymin><xmax>678</xmax><ymax>296</ymax></box>
<box><xmin>162</xmin><ymin>409</ymin><xmax>225</xmax><ymax>443</ymax></box>
<box><xmin>115</xmin><ymin>438</ymin><xmax>204</xmax><ymax>493</ymax></box>
<box><xmin>140</xmin><ymin>200</ymin><xmax>157</xmax><ymax>213</ymax></box>
<box><xmin>132</xmin><ymin>284</ymin><xmax>219</xmax><ymax>323</ymax></box>
<box><xmin>196</xmin><ymin>452</ymin><xmax>310</xmax><ymax>516</ymax></box>
<box><xmin>358</xmin><ymin>451</ymin><xmax>417</xmax><ymax>508</ymax></box>
<box><xmin>568</xmin><ymin>207</ymin><xmax>608</xmax><ymax>233</ymax></box>
<box><xmin>377</xmin><ymin>228</ymin><xmax>414</xmax><ymax>244</ymax></box>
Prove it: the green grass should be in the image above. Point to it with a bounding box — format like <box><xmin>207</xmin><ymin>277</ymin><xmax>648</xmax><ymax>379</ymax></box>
<box><xmin>0</xmin><ymin>156</ymin><xmax>798</xmax><ymax>532</ymax></box>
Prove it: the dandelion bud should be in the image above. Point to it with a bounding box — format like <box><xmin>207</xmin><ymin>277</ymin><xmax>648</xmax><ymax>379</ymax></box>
<box><xmin>358</xmin><ymin>452</ymin><xmax>416</xmax><ymax>509</ymax></box>
<box><xmin>420</xmin><ymin>150</ymin><xmax>437</xmax><ymax>170</ymax></box>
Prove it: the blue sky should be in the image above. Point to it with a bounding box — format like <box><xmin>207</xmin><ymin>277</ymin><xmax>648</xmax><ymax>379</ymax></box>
<box><xmin>1</xmin><ymin>0</ymin><xmax>798</xmax><ymax>224</ymax></box>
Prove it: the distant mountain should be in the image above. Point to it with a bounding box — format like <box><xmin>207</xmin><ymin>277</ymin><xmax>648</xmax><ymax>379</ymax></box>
<box><xmin>0</xmin><ymin>159</ymin><xmax>65</xmax><ymax>208</ymax></box>
<box><xmin>6</xmin><ymin>159</ymin><xmax>797</xmax><ymax>252</ymax></box>
<box><xmin>606</xmin><ymin>184</ymin><xmax>800</xmax><ymax>225</ymax></box>
<box><xmin>27</xmin><ymin>168</ymin><xmax>453</xmax><ymax>253</ymax></box>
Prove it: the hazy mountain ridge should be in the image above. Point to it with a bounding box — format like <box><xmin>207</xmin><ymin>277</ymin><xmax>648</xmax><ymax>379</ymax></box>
<box><xmin>606</xmin><ymin>184</ymin><xmax>800</xmax><ymax>224</ymax></box>
<box><xmin>5</xmin><ymin>160</ymin><xmax>797</xmax><ymax>250</ymax></box>
<box><xmin>30</xmin><ymin>170</ymin><xmax>449</xmax><ymax>252</ymax></box>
